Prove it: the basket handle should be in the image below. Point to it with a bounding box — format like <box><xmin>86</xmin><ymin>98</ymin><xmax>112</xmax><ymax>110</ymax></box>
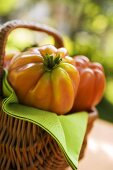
<box><xmin>0</xmin><ymin>20</ymin><xmax>64</xmax><ymax>97</ymax></box>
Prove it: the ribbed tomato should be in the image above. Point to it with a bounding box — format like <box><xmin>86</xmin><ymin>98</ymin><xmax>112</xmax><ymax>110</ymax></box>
<box><xmin>8</xmin><ymin>45</ymin><xmax>80</xmax><ymax>115</ymax></box>
<box><xmin>72</xmin><ymin>55</ymin><xmax>106</xmax><ymax>111</ymax></box>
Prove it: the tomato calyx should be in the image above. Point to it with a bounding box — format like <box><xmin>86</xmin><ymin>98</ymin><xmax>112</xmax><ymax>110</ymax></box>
<box><xmin>44</xmin><ymin>54</ymin><xmax>62</xmax><ymax>71</ymax></box>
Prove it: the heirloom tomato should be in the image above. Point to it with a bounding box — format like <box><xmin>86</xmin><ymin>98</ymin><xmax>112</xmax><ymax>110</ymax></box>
<box><xmin>8</xmin><ymin>45</ymin><xmax>80</xmax><ymax>115</ymax></box>
<box><xmin>72</xmin><ymin>55</ymin><xmax>106</xmax><ymax>112</ymax></box>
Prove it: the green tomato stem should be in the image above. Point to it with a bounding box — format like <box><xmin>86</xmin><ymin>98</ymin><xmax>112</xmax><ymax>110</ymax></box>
<box><xmin>44</xmin><ymin>54</ymin><xmax>62</xmax><ymax>71</ymax></box>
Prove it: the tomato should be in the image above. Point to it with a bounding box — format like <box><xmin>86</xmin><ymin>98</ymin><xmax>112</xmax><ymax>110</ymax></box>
<box><xmin>72</xmin><ymin>55</ymin><xmax>106</xmax><ymax>112</ymax></box>
<box><xmin>8</xmin><ymin>45</ymin><xmax>80</xmax><ymax>115</ymax></box>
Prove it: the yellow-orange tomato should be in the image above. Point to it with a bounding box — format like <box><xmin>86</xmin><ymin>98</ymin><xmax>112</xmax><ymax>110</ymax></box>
<box><xmin>8</xmin><ymin>45</ymin><xmax>80</xmax><ymax>115</ymax></box>
<box><xmin>72</xmin><ymin>55</ymin><xmax>106</xmax><ymax>112</ymax></box>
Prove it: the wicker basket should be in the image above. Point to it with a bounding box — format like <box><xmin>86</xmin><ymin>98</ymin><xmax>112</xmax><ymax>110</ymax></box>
<box><xmin>0</xmin><ymin>20</ymin><xmax>98</xmax><ymax>170</ymax></box>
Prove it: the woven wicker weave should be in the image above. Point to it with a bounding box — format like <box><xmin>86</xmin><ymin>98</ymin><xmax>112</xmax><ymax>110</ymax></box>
<box><xmin>0</xmin><ymin>20</ymin><xmax>98</xmax><ymax>170</ymax></box>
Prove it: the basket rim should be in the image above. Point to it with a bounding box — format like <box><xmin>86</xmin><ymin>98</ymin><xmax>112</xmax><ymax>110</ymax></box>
<box><xmin>87</xmin><ymin>107</ymin><xmax>98</xmax><ymax>123</ymax></box>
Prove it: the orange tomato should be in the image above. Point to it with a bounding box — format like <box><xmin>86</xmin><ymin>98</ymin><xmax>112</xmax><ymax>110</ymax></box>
<box><xmin>8</xmin><ymin>45</ymin><xmax>80</xmax><ymax>115</ymax></box>
<box><xmin>72</xmin><ymin>55</ymin><xmax>106</xmax><ymax>112</ymax></box>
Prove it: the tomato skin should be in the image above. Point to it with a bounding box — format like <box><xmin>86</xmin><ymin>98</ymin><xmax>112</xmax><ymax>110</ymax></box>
<box><xmin>72</xmin><ymin>55</ymin><xmax>106</xmax><ymax>112</ymax></box>
<box><xmin>8</xmin><ymin>45</ymin><xmax>80</xmax><ymax>115</ymax></box>
<box><xmin>4</xmin><ymin>51</ymin><xmax>20</xmax><ymax>68</ymax></box>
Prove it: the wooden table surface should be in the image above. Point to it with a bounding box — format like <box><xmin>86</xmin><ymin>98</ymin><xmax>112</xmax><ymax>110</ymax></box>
<box><xmin>66</xmin><ymin>119</ymin><xmax>113</xmax><ymax>170</ymax></box>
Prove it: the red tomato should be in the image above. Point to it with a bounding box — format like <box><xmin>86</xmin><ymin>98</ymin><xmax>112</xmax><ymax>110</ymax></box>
<box><xmin>72</xmin><ymin>55</ymin><xmax>106</xmax><ymax>112</ymax></box>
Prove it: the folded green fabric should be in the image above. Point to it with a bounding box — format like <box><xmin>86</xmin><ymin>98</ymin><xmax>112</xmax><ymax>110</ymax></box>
<box><xmin>2</xmin><ymin>70</ymin><xmax>88</xmax><ymax>170</ymax></box>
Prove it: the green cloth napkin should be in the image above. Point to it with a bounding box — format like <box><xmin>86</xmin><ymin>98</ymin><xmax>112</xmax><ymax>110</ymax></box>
<box><xmin>2</xmin><ymin>70</ymin><xmax>88</xmax><ymax>170</ymax></box>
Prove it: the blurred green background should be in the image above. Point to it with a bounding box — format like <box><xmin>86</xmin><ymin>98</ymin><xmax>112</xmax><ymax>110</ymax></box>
<box><xmin>0</xmin><ymin>0</ymin><xmax>113</xmax><ymax>122</ymax></box>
